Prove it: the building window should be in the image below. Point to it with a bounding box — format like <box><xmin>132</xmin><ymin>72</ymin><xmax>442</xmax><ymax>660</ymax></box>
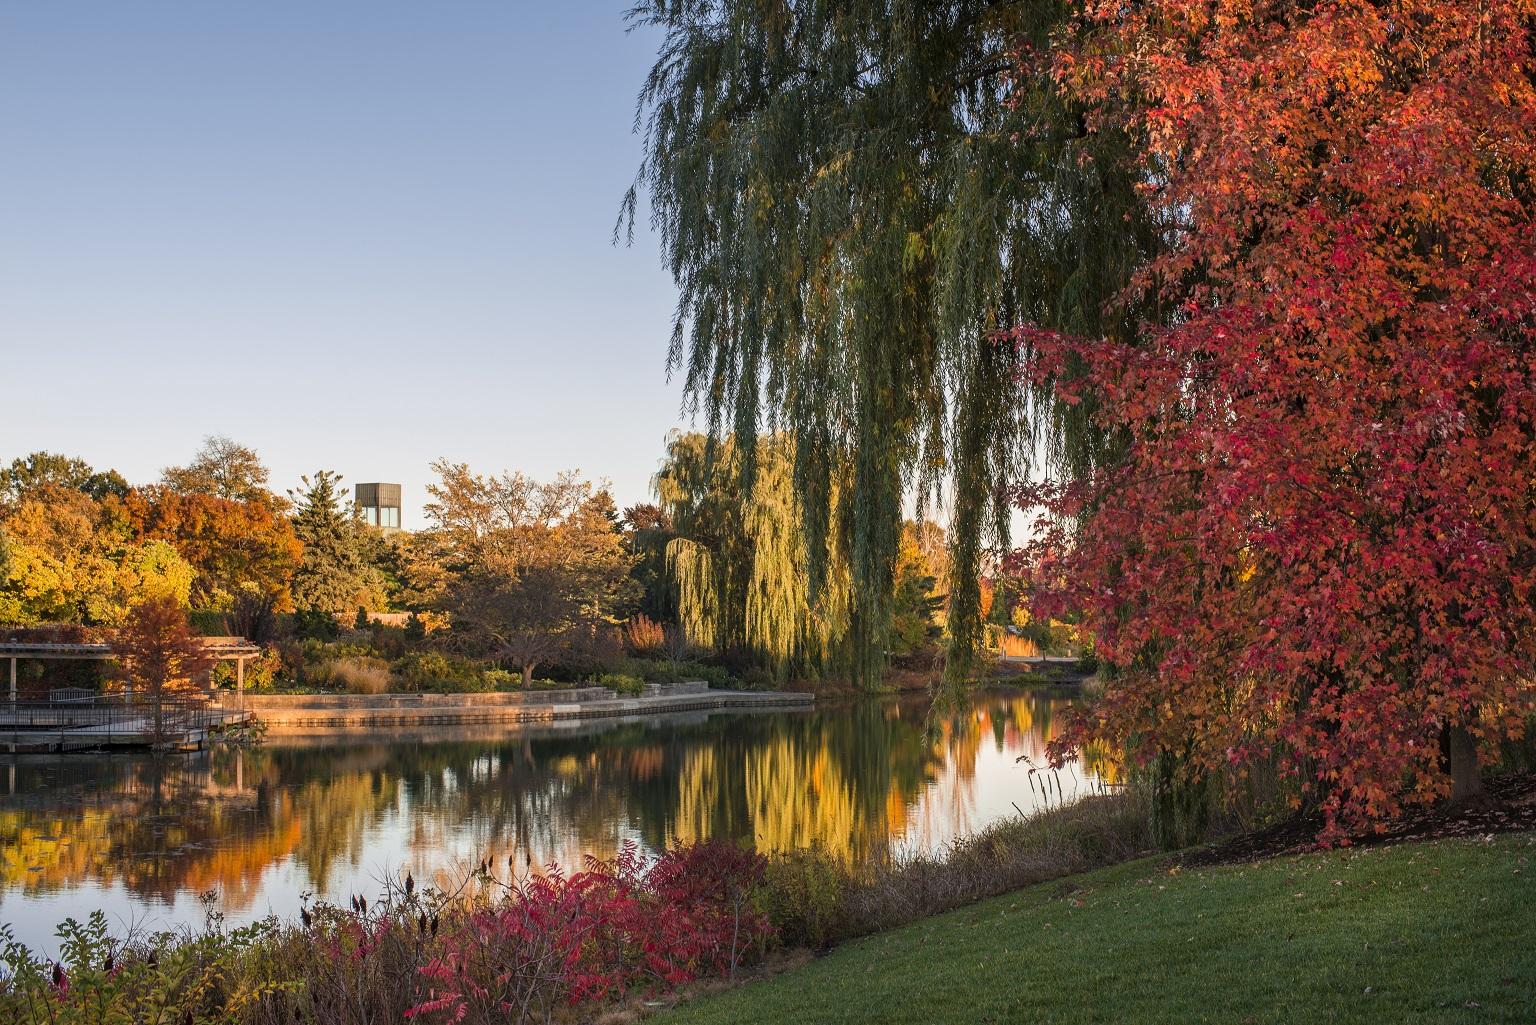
<box><xmin>365</xmin><ymin>507</ymin><xmax>379</xmax><ymax>526</ymax></box>
<box><xmin>382</xmin><ymin>507</ymin><xmax>399</xmax><ymax>528</ymax></box>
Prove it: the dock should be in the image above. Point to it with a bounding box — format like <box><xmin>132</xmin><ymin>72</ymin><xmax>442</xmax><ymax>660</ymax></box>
<box><xmin>0</xmin><ymin>695</ymin><xmax>253</xmax><ymax>753</ymax></box>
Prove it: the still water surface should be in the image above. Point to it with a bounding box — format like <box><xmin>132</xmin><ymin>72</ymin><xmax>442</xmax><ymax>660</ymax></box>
<box><xmin>0</xmin><ymin>688</ymin><xmax>1107</xmax><ymax>953</ymax></box>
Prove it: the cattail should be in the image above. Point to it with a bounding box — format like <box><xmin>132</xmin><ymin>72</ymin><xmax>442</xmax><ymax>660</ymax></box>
<box><xmin>50</xmin><ymin>963</ymin><xmax>66</xmax><ymax>990</ymax></box>
<box><xmin>103</xmin><ymin>953</ymin><xmax>114</xmax><ymax>973</ymax></box>
<box><xmin>350</xmin><ymin>895</ymin><xmax>359</xmax><ymax>913</ymax></box>
<box><xmin>147</xmin><ymin>951</ymin><xmax>158</xmax><ymax>970</ymax></box>
<box><xmin>300</xmin><ymin>907</ymin><xmax>312</xmax><ymax>929</ymax></box>
<box><xmin>430</xmin><ymin>914</ymin><xmax>439</xmax><ymax>937</ymax></box>
<box><xmin>418</xmin><ymin>913</ymin><xmax>427</xmax><ymax>935</ymax></box>
<box><xmin>405</xmin><ymin>872</ymin><xmax>414</xmax><ymax>896</ymax></box>
<box><xmin>358</xmin><ymin>896</ymin><xmax>368</xmax><ymax>915</ymax></box>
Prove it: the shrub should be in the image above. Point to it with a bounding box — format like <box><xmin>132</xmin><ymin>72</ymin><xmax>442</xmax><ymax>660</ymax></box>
<box><xmin>188</xmin><ymin>608</ymin><xmax>230</xmax><ymax>636</ymax></box>
<box><xmin>311</xmin><ymin>656</ymin><xmax>393</xmax><ymax>695</ymax></box>
<box><xmin>0</xmin><ymin>910</ymin><xmax>275</xmax><ymax>1025</ymax></box>
<box><xmin>293</xmin><ymin>609</ymin><xmax>339</xmax><ymax>640</ymax></box>
<box><xmin>753</xmin><ymin>848</ymin><xmax>852</xmax><ymax>949</ymax></box>
<box><xmin>211</xmin><ymin>649</ymin><xmax>282</xmax><ymax>692</ymax></box>
<box><xmin>393</xmin><ymin>651</ymin><xmax>492</xmax><ymax>693</ymax></box>
<box><xmin>407</xmin><ymin>841</ymin><xmax>770</xmax><ymax>1022</ymax></box>
<box><xmin>594</xmin><ymin>672</ymin><xmax>645</xmax><ymax>696</ymax></box>
<box><xmin>624</xmin><ymin>614</ymin><xmax>667</xmax><ymax>655</ymax></box>
<box><xmin>740</xmin><ymin>666</ymin><xmax>775</xmax><ymax>690</ymax></box>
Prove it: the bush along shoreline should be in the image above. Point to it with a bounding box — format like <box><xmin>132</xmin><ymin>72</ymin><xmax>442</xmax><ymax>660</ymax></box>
<box><xmin>0</xmin><ymin>793</ymin><xmax>1152</xmax><ymax>1024</ymax></box>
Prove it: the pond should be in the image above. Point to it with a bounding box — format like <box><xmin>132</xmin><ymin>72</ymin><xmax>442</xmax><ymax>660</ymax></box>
<box><xmin>0</xmin><ymin>686</ymin><xmax>1112</xmax><ymax>954</ymax></box>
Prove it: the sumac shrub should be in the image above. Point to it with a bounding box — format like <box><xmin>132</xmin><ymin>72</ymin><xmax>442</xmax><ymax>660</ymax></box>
<box><xmin>405</xmin><ymin>842</ymin><xmax>771</xmax><ymax>1023</ymax></box>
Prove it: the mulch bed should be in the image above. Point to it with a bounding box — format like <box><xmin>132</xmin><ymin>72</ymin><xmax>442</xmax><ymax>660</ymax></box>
<box><xmin>1180</xmin><ymin>772</ymin><xmax>1536</xmax><ymax>867</ymax></box>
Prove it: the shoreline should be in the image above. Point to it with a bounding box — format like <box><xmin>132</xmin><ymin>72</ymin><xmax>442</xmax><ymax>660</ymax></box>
<box><xmin>233</xmin><ymin>680</ymin><xmax>813</xmax><ymax>734</ymax></box>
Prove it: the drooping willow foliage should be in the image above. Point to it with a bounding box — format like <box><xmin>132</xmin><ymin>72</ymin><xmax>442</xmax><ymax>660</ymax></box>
<box><xmin>658</xmin><ymin>433</ymin><xmax>853</xmax><ymax>679</ymax></box>
<box><xmin>625</xmin><ymin>1</ymin><xmax>1153</xmax><ymax>686</ymax></box>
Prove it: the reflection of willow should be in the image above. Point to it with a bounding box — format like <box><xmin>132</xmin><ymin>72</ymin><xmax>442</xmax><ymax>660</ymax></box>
<box><xmin>668</xmin><ymin>702</ymin><xmax>940</xmax><ymax>864</ymax></box>
<box><xmin>3</xmin><ymin>692</ymin><xmax>1074</xmax><ymax>919</ymax></box>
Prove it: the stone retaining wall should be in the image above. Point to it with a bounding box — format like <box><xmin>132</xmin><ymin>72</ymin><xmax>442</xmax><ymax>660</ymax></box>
<box><xmin>235</xmin><ymin>682</ymin><xmax>809</xmax><ymax>734</ymax></box>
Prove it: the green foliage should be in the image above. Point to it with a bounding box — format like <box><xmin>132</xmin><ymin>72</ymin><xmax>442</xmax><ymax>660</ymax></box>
<box><xmin>392</xmin><ymin>651</ymin><xmax>500</xmax><ymax>693</ymax></box>
<box><xmin>593</xmin><ymin>672</ymin><xmax>645</xmax><ymax>696</ymax></box>
<box><xmin>289</xmin><ymin>471</ymin><xmax>383</xmax><ymax>619</ymax></box>
<box><xmin>627</xmin><ymin>1</ymin><xmax>1154</xmax><ymax>685</ymax></box>
<box><xmin>753</xmin><ymin>850</ymin><xmax>852</xmax><ymax>950</ymax></box>
<box><xmin>658</xmin><ymin>433</ymin><xmax>852</xmax><ymax>682</ymax></box>
<box><xmin>0</xmin><ymin>451</ymin><xmax>129</xmax><ymax>503</ymax></box>
<box><xmin>0</xmin><ymin>910</ymin><xmax>275</xmax><ymax>1025</ymax></box>
<box><xmin>211</xmin><ymin>650</ymin><xmax>281</xmax><ymax>693</ymax></box>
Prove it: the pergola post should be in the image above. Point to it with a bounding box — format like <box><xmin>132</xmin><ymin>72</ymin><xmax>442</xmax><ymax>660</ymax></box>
<box><xmin>236</xmin><ymin>656</ymin><xmax>245</xmax><ymax>712</ymax></box>
<box><xmin>8</xmin><ymin>656</ymin><xmax>14</xmax><ymax>705</ymax></box>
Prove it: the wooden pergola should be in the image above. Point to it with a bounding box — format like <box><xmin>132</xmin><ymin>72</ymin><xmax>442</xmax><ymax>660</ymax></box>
<box><xmin>1</xmin><ymin>637</ymin><xmax>264</xmax><ymax>709</ymax></box>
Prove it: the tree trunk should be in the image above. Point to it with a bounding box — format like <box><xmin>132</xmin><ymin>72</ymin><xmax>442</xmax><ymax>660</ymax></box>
<box><xmin>521</xmin><ymin>663</ymin><xmax>534</xmax><ymax>689</ymax></box>
<box><xmin>1445</xmin><ymin>724</ymin><xmax>1487</xmax><ymax>805</ymax></box>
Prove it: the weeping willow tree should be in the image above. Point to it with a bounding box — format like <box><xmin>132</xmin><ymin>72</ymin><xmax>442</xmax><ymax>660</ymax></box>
<box><xmin>624</xmin><ymin>0</ymin><xmax>1153</xmax><ymax>686</ymax></box>
<box><xmin>657</xmin><ymin>432</ymin><xmax>852</xmax><ymax>679</ymax></box>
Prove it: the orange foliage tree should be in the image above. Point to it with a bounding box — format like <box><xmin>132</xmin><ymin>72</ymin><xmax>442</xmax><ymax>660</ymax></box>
<box><xmin>109</xmin><ymin>597</ymin><xmax>216</xmax><ymax>740</ymax></box>
<box><xmin>118</xmin><ymin>489</ymin><xmax>302</xmax><ymax>640</ymax></box>
<box><xmin>1017</xmin><ymin>0</ymin><xmax>1536</xmax><ymax>836</ymax></box>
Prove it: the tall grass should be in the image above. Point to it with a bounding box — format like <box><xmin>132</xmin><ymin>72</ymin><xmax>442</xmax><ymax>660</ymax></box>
<box><xmin>759</xmin><ymin>792</ymin><xmax>1151</xmax><ymax>948</ymax></box>
<box><xmin>310</xmin><ymin>656</ymin><xmax>394</xmax><ymax>694</ymax></box>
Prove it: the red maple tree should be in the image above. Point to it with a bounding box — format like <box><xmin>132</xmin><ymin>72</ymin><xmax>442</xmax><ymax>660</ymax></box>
<box><xmin>1017</xmin><ymin>0</ymin><xmax>1536</xmax><ymax>835</ymax></box>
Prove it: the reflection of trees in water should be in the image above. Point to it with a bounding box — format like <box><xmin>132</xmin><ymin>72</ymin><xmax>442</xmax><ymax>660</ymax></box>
<box><xmin>0</xmin><ymin>690</ymin><xmax>1102</xmax><ymax>912</ymax></box>
<box><xmin>0</xmin><ymin>752</ymin><xmax>271</xmax><ymax>904</ymax></box>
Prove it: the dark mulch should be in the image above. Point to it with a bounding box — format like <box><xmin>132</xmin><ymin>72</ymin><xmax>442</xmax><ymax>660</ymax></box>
<box><xmin>1180</xmin><ymin>772</ymin><xmax>1536</xmax><ymax>867</ymax></box>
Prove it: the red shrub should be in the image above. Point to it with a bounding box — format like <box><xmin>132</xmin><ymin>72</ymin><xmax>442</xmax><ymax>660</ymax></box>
<box><xmin>404</xmin><ymin>842</ymin><xmax>771</xmax><ymax>1023</ymax></box>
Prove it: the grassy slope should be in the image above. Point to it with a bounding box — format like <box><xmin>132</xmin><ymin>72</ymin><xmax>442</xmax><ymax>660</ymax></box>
<box><xmin>660</xmin><ymin>833</ymin><xmax>1536</xmax><ymax>1025</ymax></box>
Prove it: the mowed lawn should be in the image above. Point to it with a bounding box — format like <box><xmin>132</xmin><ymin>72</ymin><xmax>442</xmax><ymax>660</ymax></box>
<box><xmin>659</xmin><ymin>833</ymin><xmax>1536</xmax><ymax>1025</ymax></box>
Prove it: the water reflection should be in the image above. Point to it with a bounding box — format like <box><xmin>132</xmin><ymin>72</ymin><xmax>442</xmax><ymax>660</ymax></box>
<box><xmin>0</xmin><ymin>688</ymin><xmax>1101</xmax><ymax>952</ymax></box>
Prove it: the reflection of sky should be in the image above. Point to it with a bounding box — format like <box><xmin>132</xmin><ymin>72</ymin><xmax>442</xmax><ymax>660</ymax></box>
<box><xmin>893</xmin><ymin>710</ymin><xmax>1102</xmax><ymax>858</ymax></box>
<box><xmin>1</xmin><ymin>692</ymin><xmax>1100</xmax><ymax>955</ymax></box>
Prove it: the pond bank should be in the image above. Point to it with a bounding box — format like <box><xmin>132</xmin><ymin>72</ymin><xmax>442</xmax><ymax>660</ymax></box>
<box><xmin>651</xmin><ymin>831</ymin><xmax>1536</xmax><ymax>1025</ymax></box>
<box><xmin>231</xmin><ymin>680</ymin><xmax>813</xmax><ymax>733</ymax></box>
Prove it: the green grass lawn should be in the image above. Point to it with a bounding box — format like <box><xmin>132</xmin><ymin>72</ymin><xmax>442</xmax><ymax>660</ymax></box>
<box><xmin>661</xmin><ymin>833</ymin><xmax>1536</xmax><ymax>1025</ymax></box>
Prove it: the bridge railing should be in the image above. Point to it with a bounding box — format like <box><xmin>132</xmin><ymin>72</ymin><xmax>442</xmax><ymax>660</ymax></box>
<box><xmin>0</xmin><ymin>693</ymin><xmax>223</xmax><ymax>739</ymax></box>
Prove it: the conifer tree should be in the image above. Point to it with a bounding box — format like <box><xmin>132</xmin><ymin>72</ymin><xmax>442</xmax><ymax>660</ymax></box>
<box><xmin>289</xmin><ymin>471</ymin><xmax>378</xmax><ymax>620</ymax></box>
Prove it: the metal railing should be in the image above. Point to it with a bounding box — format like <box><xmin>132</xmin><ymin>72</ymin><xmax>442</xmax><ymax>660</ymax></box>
<box><xmin>0</xmin><ymin>693</ymin><xmax>228</xmax><ymax>741</ymax></box>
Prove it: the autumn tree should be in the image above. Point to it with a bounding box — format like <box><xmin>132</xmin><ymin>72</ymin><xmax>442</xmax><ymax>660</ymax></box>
<box><xmin>0</xmin><ymin>486</ymin><xmax>195</xmax><ymax>626</ymax></box>
<box><xmin>109</xmin><ymin>596</ymin><xmax>216</xmax><ymax>743</ymax></box>
<box><xmin>1020</xmin><ymin>0</ymin><xmax>1536</xmax><ymax>835</ymax></box>
<box><xmin>420</xmin><ymin>462</ymin><xmax>635</xmax><ymax>686</ymax></box>
<box><xmin>0</xmin><ymin>452</ymin><xmax>128</xmax><ymax>503</ymax></box>
<box><xmin>123</xmin><ymin>489</ymin><xmax>302</xmax><ymax>641</ymax></box>
<box><xmin>890</xmin><ymin>522</ymin><xmax>947</xmax><ymax>660</ymax></box>
<box><xmin>288</xmin><ymin>470</ymin><xmax>384</xmax><ymax>621</ymax></box>
<box><xmin>161</xmin><ymin>435</ymin><xmax>276</xmax><ymax>507</ymax></box>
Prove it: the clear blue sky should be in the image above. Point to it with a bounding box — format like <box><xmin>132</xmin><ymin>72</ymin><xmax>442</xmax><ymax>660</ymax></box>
<box><xmin>0</xmin><ymin>1</ymin><xmax>683</xmax><ymax>524</ymax></box>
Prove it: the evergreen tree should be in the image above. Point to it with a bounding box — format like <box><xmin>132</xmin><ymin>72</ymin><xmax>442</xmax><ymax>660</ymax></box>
<box><xmin>289</xmin><ymin>471</ymin><xmax>378</xmax><ymax>619</ymax></box>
